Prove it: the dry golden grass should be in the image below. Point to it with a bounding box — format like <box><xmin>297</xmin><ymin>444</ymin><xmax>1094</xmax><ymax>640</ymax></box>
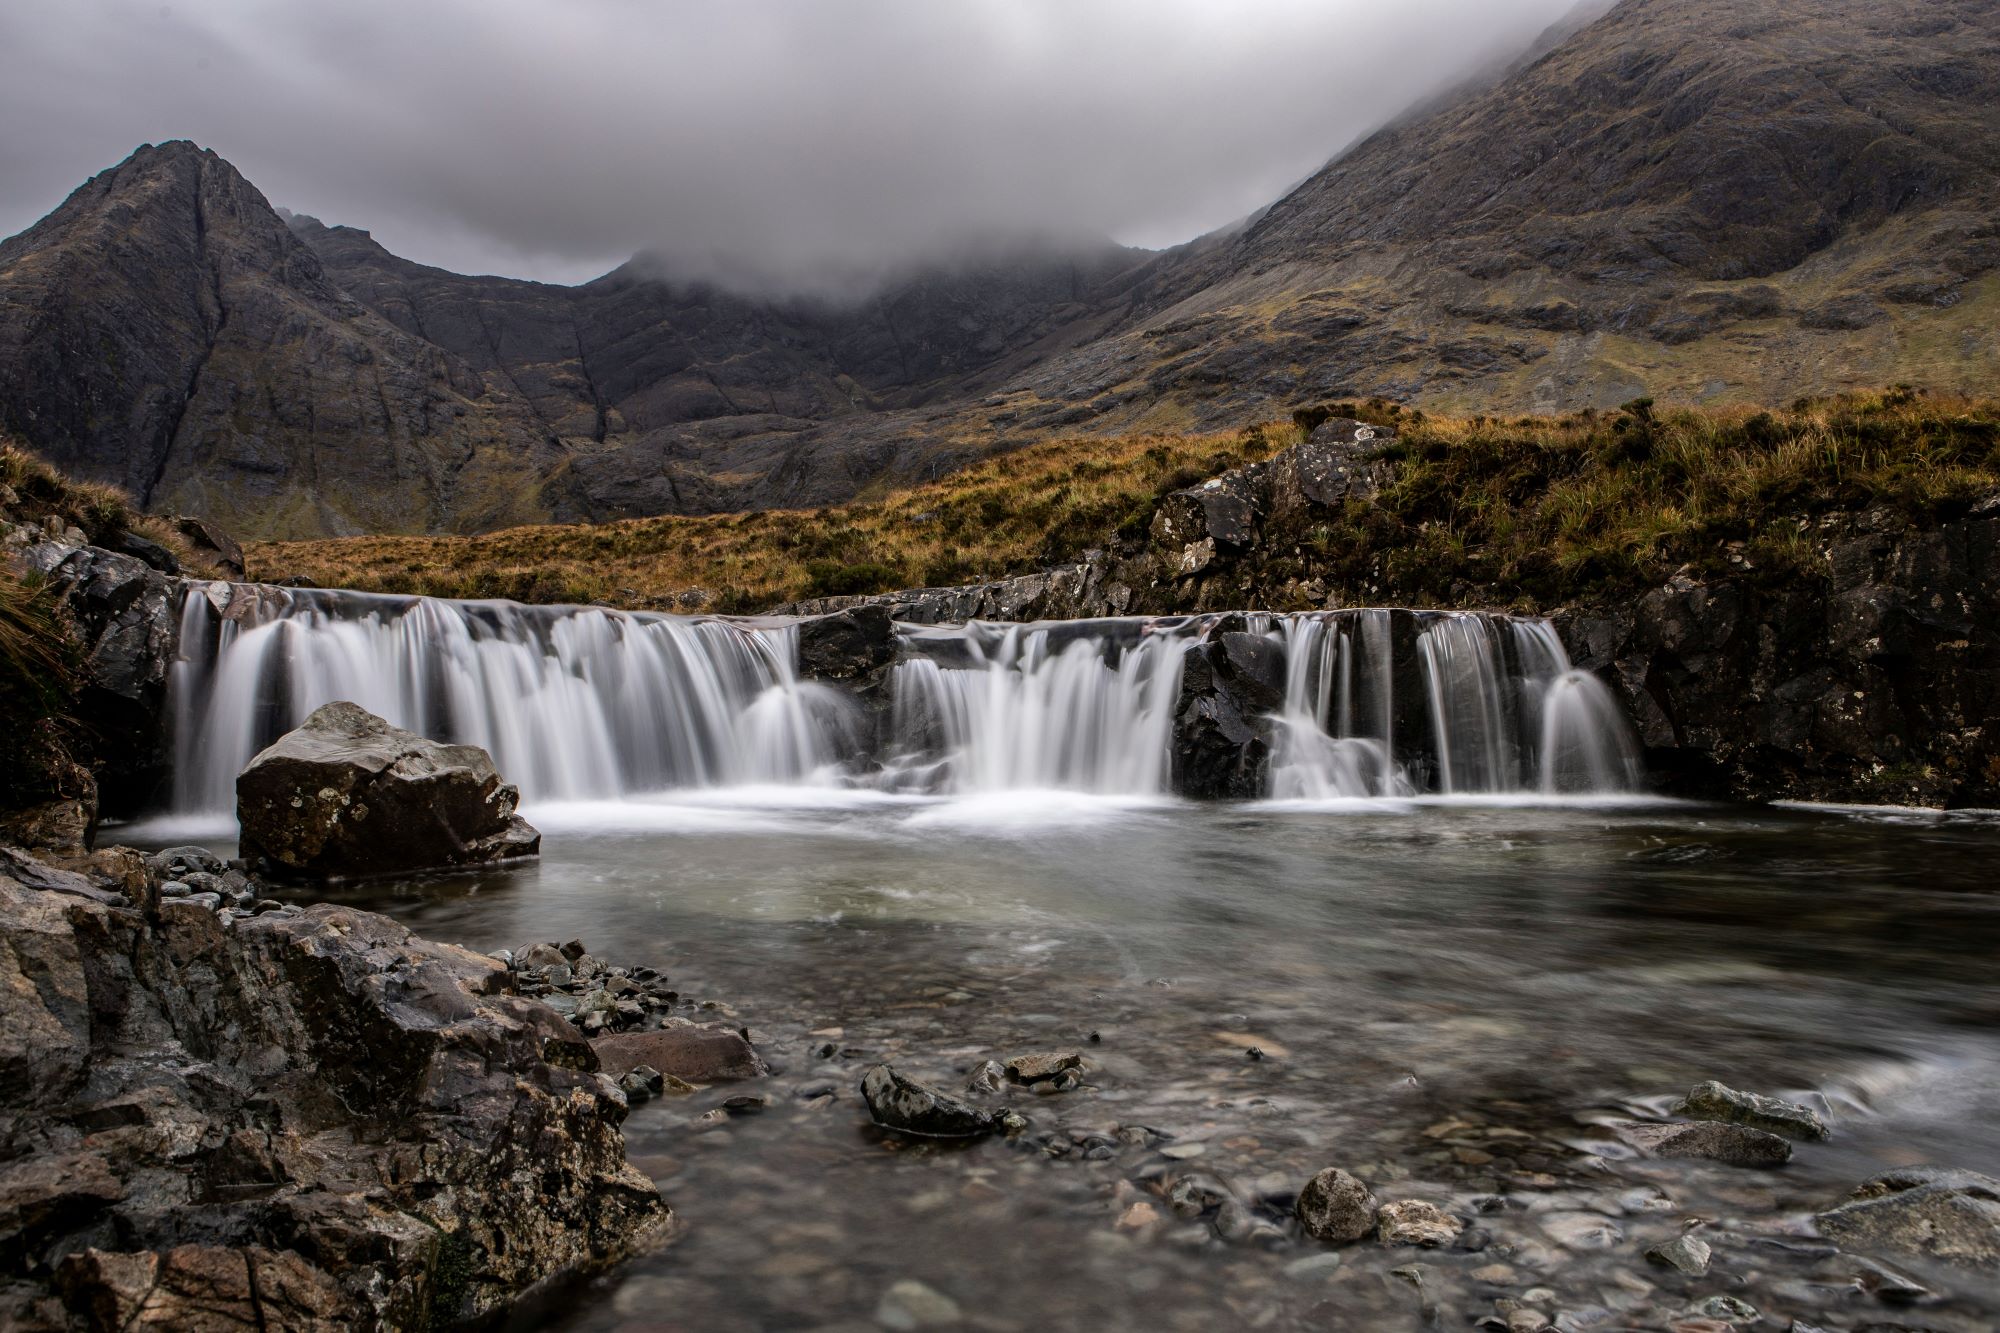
<box><xmin>251</xmin><ymin>427</ymin><xmax>1292</xmax><ymax>610</ymax></box>
<box><xmin>248</xmin><ymin>387</ymin><xmax>2000</xmax><ymax>613</ymax></box>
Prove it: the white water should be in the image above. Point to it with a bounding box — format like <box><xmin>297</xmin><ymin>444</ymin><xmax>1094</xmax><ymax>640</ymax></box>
<box><xmin>886</xmin><ymin>623</ymin><xmax>1187</xmax><ymax>794</ymax></box>
<box><xmin>162</xmin><ymin>587</ymin><xmax>1642</xmax><ymax>822</ymax></box>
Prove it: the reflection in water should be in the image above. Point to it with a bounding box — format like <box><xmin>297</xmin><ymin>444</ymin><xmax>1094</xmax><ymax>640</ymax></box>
<box><xmin>242</xmin><ymin>798</ymin><xmax>2000</xmax><ymax>1333</ymax></box>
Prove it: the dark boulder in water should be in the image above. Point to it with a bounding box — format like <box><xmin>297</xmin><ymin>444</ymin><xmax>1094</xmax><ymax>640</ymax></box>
<box><xmin>1172</xmin><ymin>625</ymin><xmax>1287</xmax><ymax>799</ymax></box>
<box><xmin>796</xmin><ymin>604</ymin><xmax>898</xmax><ymax>682</ymax></box>
<box><xmin>861</xmin><ymin>1064</ymin><xmax>997</xmax><ymax>1139</ymax></box>
<box><xmin>236</xmin><ymin>701</ymin><xmax>540</xmax><ymax>882</ymax></box>
<box><xmin>1673</xmin><ymin>1079</ymin><xmax>1830</xmax><ymax>1141</ymax></box>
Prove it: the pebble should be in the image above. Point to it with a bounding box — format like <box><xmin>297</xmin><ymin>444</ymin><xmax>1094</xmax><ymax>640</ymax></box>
<box><xmin>1646</xmin><ymin>1233</ymin><xmax>1712</xmax><ymax>1276</ymax></box>
<box><xmin>875</xmin><ymin>1279</ymin><xmax>962</xmax><ymax>1330</ymax></box>
<box><xmin>1159</xmin><ymin>1142</ymin><xmax>1206</xmax><ymax>1160</ymax></box>
<box><xmin>1378</xmin><ymin>1199</ymin><xmax>1462</xmax><ymax>1247</ymax></box>
<box><xmin>1281</xmin><ymin>1252</ymin><xmax>1345</xmax><ymax>1281</ymax></box>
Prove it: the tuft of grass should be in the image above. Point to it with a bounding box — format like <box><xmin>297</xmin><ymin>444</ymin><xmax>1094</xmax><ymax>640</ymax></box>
<box><xmin>0</xmin><ymin>567</ymin><xmax>83</xmax><ymax>809</ymax></box>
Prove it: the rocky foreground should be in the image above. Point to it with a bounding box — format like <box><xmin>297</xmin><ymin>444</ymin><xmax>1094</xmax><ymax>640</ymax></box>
<box><xmin>0</xmin><ymin>842</ymin><xmax>671</xmax><ymax>1330</ymax></box>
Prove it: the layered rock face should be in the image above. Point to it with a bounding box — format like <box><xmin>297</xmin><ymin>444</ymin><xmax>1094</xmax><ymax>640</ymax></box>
<box><xmin>0</xmin><ymin>846</ymin><xmax>666</xmax><ymax>1331</ymax></box>
<box><xmin>237</xmin><ymin>702</ymin><xmax>541</xmax><ymax>881</ymax></box>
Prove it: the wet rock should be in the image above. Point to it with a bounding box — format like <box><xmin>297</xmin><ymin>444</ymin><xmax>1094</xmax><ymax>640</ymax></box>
<box><xmin>1647</xmin><ymin>1233</ymin><xmax>1713</xmax><ymax>1276</ymax></box>
<box><xmin>875</xmin><ymin>1277</ymin><xmax>962</xmax><ymax>1330</ymax></box>
<box><xmin>15</xmin><ymin>541</ymin><xmax>178</xmax><ymax>812</ymax></box>
<box><xmin>1377</xmin><ymin>1199</ymin><xmax>1463</xmax><ymax>1247</ymax></box>
<box><xmin>965</xmin><ymin>1059</ymin><xmax>1007</xmax><ymax>1094</ymax></box>
<box><xmin>1171</xmin><ymin>627</ymin><xmax>1287</xmax><ymax>798</ymax></box>
<box><xmin>1614</xmin><ymin>1119</ymin><xmax>1793</xmax><ymax>1167</ymax></box>
<box><xmin>592</xmin><ymin>1026</ymin><xmax>768</xmax><ymax>1083</ymax></box>
<box><xmin>1282</xmin><ymin>1251</ymin><xmax>1345</xmax><ymax>1281</ymax></box>
<box><xmin>1673</xmin><ymin>1080</ymin><xmax>1830</xmax><ymax>1141</ymax></box>
<box><xmin>1689</xmin><ymin>1294</ymin><xmax>1758</xmax><ymax>1324</ymax></box>
<box><xmin>795</xmin><ymin>604</ymin><xmax>898</xmax><ymax>682</ymax></box>
<box><xmin>237</xmin><ymin>701</ymin><xmax>541</xmax><ymax>881</ymax></box>
<box><xmin>861</xmin><ymin>1065</ymin><xmax>996</xmax><ymax>1139</ymax></box>
<box><xmin>1813</xmin><ymin>1166</ymin><xmax>2000</xmax><ymax>1270</ymax></box>
<box><xmin>1295</xmin><ymin>1167</ymin><xmax>1378</xmax><ymax>1244</ymax></box>
<box><xmin>1004</xmin><ymin>1049</ymin><xmax>1084</xmax><ymax>1084</ymax></box>
<box><xmin>0</xmin><ymin>848</ymin><xmax>667</xmax><ymax>1329</ymax></box>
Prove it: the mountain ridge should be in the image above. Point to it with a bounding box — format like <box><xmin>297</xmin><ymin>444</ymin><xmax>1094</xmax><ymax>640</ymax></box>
<box><xmin>2</xmin><ymin>0</ymin><xmax>1996</xmax><ymax>538</ymax></box>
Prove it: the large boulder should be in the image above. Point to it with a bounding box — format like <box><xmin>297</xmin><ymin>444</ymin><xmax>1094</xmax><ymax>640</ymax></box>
<box><xmin>237</xmin><ymin>702</ymin><xmax>540</xmax><ymax>882</ymax></box>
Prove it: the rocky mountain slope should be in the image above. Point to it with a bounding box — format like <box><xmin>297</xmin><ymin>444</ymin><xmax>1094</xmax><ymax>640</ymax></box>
<box><xmin>0</xmin><ymin>145</ymin><xmax>567</xmax><ymax>539</ymax></box>
<box><xmin>1</xmin><ymin>0</ymin><xmax>1995</xmax><ymax>538</ymax></box>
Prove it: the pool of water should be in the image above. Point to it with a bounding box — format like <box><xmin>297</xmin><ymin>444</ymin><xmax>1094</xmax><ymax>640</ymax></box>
<box><xmin>139</xmin><ymin>795</ymin><xmax>2000</xmax><ymax>1331</ymax></box>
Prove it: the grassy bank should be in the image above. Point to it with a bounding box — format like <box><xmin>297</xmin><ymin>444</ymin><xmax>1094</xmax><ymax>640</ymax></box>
<box><xmin>247</xmin><ymin>389</ymin><xmax>2000</xmax><ymax>612</ymax></box>
<box><xmin>249</xmin><ymin>428</ymin><xmax>1289</xmax><ymax>610</ymax></box>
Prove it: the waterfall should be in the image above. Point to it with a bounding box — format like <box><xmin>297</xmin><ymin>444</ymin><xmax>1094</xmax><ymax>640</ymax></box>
<box><xmin>168</xmin><ymin>586</ymin><xmax>854</xmax><ymax>815</ymax></box>
<box><xmin>1266</xmin><ymin>610</ymin><xmax>1642</xmax><ymax>799</ymax></box>
<box><xmin>160</xmin><ymin>585</ymin><xmax>1643</xmax><ymax>820</ymax></box>
<box><xmin>886</xmin><ymin>621</ymin><xmax>1188</xmax><ymax>794</ymax></box>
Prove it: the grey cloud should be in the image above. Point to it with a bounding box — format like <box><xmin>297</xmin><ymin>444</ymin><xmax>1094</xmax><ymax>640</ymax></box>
<box><xmin>1</xmin><ymin>0</ymin><xmax>1585</xmax><ymax>293</ymax></box>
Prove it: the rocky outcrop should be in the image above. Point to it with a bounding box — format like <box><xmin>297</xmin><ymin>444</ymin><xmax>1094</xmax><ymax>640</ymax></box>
<box><xmin>1561</xmin><ymin>495</ymin><xmax>2000</xmax><ymax>807</ymax></box>
<box><xmin>237</xmin><ymin>702</ymin><xmax>540</xmax><ymax>882</ymax></box>
<box><xmin>0</xmin><ymin>845</ymin><xmax>667</xmax><ymax>1331</ymax></box>
<box><xmin>9</xmin><ymin>538</ymin><xmax>179</xmax><ymax>815</ymax></box>
<box><xmin>1171</xmin><ymin>624</ymin><xmax>1287</xmax><ymax>799</ymax></box>
<box><xmin>794</xmin><ymin>604</ymin><xmax>898</xmax><ymax>683</ymax></box>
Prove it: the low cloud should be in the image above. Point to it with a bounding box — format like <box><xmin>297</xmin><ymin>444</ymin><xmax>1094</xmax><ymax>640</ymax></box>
<box><xmin>1</xmin><ymin>0</ymin><xmax>1585</xmax><ymax>292</ymax></box>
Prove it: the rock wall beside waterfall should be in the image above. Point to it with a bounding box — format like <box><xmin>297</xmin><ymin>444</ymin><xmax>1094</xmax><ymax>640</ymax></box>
<box><xmin>786</xmin><ymin>427</ymin><xmax>2000</xmax><ymax>810</ymax></box>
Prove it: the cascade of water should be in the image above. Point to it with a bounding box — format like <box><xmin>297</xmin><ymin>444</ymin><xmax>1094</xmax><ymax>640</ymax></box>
<box><xmin>169</xmin><ymin>587</ymin><xmax>851</xmax><ymax>814</ymax></box>
<box><xmin>1268</xmin><ymin>612</ymin><xmax>1403</xmax><ymax>798</ymax></box>
<box><xmin>886</xmin><ymin>622</ymin><xmax>1188</xmax><ymax>794</ymax></box>
<box><xmin>162</xmin><ymin>585</ymin><xmax>1643</xmax><ymax>817</ymax></box>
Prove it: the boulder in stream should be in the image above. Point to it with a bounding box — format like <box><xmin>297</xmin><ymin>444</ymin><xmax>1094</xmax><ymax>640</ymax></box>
<box><xmin>236</xmin><ymin>701</ymin><xmax>540</xmax><ymax>881</ymax></box>
<box><xmin>1673</xmin><ymin>1079</ymin><xmax>1830</xmax><ymax>1141</ymax></box>
<box><xmin>1613</xmin><ymin>1119</ymin><xmax>1793</xmax><ymax>1168</ymax></box>
<box><xmin>1296</xmin><ymin>1167</ymin><xmax>1379</xmax><ymax>1244</ymax></box>
<box><xmin>1814</xmin><ymin>1167</ymin><xmax>2000</xmax><ymax>1270</ymax></box>
<box><xmin>861</xmin><ymin>1064</ymin><xmax>997</xmax><ymax>1139</ymax></box>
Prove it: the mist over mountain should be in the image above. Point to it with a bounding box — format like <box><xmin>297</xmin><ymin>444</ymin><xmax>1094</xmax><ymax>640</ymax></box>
<box><xmin>1</xmin><ymin>0</ymin><xmax>1995</xmax><ymax>539</ymax></box>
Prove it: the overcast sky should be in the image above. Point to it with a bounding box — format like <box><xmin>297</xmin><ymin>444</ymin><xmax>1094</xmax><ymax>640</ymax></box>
<box><xmin>1</xmin><ymin>0</ymin><xmax>1584</xmax><ymax>293</ymax></box>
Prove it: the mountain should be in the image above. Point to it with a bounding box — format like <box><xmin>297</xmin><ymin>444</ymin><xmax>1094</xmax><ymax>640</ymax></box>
<box><xmin>2</xmin><ymin>0</ymin><xmax>1996</xmax><ymax>539</ymax></box>
<box><xmin>0</xmin><ymin>144</ymin><xmax>566</xmax><ymax>538</ymax></box>
<box><xmin>1007</xmin><ymin>0</ymin><xmax>2000</xmax><ymax>425</ymax></box>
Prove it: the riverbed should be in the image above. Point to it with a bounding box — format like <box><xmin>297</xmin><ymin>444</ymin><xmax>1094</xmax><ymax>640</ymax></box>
<box><xmin>143</xmin><ymin>794</ymin><xmax>2000</xmax><ymax>1331</ymax></box>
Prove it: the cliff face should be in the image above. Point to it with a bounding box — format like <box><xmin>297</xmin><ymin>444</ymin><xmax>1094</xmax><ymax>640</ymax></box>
<box><xmin>0</xmin><ymin>144</ymin><xmax>563</xmax><ymax>540</ymax></box>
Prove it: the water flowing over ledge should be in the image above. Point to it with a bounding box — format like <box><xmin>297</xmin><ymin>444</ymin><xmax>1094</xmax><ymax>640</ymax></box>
<box><xmin>164</xmin><ymin>584</ymin><xmax>1641</xmax><ymax>820</ymax></box>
